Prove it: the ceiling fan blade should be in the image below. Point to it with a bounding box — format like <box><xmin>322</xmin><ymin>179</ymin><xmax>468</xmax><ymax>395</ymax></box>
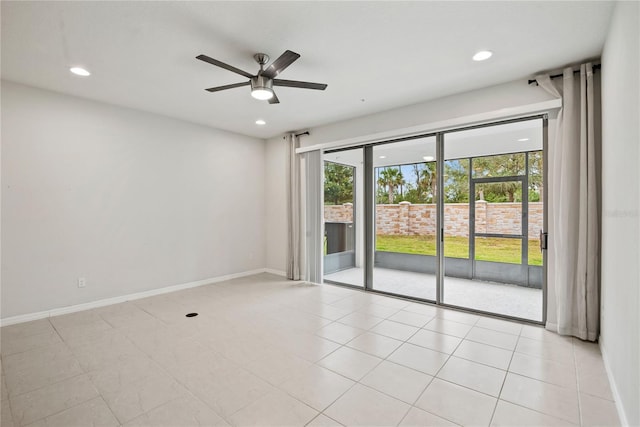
<box><xmin>268</xmin><ymin>92</ymin><xmax>280</xmax><ymax>104</ymax></box>
<box><xmin>196</xmin><ymin>54</ymin><xmax>254</xmax><ymax>79</ymax></box>
<box><xmin>261</xmin><ymin>50</ymin><xmax>300</xmax><ymax>79</ymax></box>
<box><xmin>273</xmin><ymin>79</ymin><xmax>327</xmax><ymax>90</ymax></box>
<box><xmin>205</xmin><ymin>81</ymin><xmax>250</xmax><ymax>92</ymax></box>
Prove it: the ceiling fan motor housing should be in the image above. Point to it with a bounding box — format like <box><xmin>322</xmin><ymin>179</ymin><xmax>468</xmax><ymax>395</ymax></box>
<box><xmin>250</xmin><ymin>76</ymin><xmax>273</xmax><ymax>91</ymax></box>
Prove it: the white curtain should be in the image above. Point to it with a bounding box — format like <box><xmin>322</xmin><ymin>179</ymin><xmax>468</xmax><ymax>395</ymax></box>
<box><xmin>537</xmin><ymin>63</ymin><xmax>600</xmax><ymax>341</ymax></box>
<box><xmin>286</xmin><ymin>133</ymin><xmax>302</xmax><ymax>280</ymax></box>
<box><xmin>303</xmin><ymin>150</ymin><xmax>323</xmax><ymax>283</ymax></box>
<box><xmin>286</xmin><ymin>137</ymin><xmax>323</xmax><ymax>284</ymax></box>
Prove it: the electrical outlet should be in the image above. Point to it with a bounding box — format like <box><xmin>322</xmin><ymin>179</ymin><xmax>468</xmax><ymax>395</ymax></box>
<box><xmin>78</xmin><ymin>277</ymin><xmax>86</xmax><ymax>288</ymax></box>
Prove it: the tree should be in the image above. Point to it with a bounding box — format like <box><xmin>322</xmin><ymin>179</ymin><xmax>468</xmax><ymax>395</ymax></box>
<box><xmin>401</xmin><ymin>187</ymin><xmax>421</xmax><ymax>204</ymax></box>
<box><xmin>478</xmin><ymin>182</ymin><xmax>522</xmax><ymax>203</ymax></box>
<box><xmin>369</xmin><ymin>151</ymin><xmax>540</xmax><ymax>205</ymax></box>
<box><xmin>377</xmin><ymin>167</ymin><xmax>405</xmax><ymax>204</ymax></box>
<box><xmin>411</xmin><ymin>164</ymin><xmax>425</xmax><ymax>202</ymax></box>
<box><xmin>444</xmin><ymin>159</ymin><xmax>470</xmax><ymax>203</ymax></box>
<box><xmin>418</xmin><ymin>162</ymin><xmax>437</xmax><ymax>203</ymax></box>
<box><xmin>528</xmin><ymin>151</ymin><xmax>543</xmax><ymax>202</ymax></box>
<box><xmin>324</xmin><ymin>162</ymin><xmax>353</xmax><ymax>205</ymax></box>
<box><xmin>472</xmin><ymin>153</ymin><xmax>525</xmax><ymax>202</ymax></box>
<box><xmin>403</xmin><ymin>163</ymin><xmax>433</xmax><ymax>203</ymax></box>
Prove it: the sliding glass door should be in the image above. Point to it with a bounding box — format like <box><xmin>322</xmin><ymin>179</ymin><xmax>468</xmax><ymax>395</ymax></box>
<box><xmin>323</xmin><ymin>148</ymin><xmax>364</xmax><ymax>287</ymax></box>
<box><xmin>371</xmin><ymin>136</ymin><xmax>438</xmax><ymax>301</ymax></box>
<box><xmin>442</xmin><ymin>118</ymin><xmax>545</xmax><ymax>321</ymax></box>
<box><xmin>321</xmin><ymin>116</ymin><xmax>546</xmax><ymax>323</ymax></box>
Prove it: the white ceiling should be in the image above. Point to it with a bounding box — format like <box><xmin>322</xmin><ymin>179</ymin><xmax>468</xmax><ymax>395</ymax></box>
<box><xmin>1</xmin><ymin>1</ymin><xmax>613</xmax><ymax>139</ymax></box>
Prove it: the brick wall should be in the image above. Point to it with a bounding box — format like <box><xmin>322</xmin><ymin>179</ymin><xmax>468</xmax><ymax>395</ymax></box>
<box><xmin>324</xmin><ymin>203</ymin><xmax>354</xmax><ymax>222</ymax></box>
<box><xmin>324</xmin><ymin>202</ymin><xmax>543</xmax><ymax>239</ymax></box>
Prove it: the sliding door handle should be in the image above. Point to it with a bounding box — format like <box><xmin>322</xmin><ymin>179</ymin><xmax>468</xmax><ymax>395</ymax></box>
<box><xmin>539</xmin><ymin>230</ymin><xmax>548</xmax><ymax>251</ymax></box>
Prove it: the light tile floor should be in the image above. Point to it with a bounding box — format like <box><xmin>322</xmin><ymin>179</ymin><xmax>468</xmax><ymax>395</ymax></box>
<box><xmin>0</xmin><ymin>273</ymin><xmax>619</xmax><ymax>427</ymax></box>
<box><xmin>324</xmin><ymin>267</ymin><xmax>543</xmax><ymax>321</ymax></box>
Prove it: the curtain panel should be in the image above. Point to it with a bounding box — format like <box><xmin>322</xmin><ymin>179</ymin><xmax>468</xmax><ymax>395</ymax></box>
<box><xmin>537</xmin><ymin>63</ymin><xmax>601</xmax><ymax>341</ymax></box>
<box><xmin>286</xmin><ymin>135</ymin><xmax>323</xmax><ymax>284</ymax></box>
<box><xmin>303</xmin><ymin>150</ymin><xmax>323</xmax><ymax>284</ymax></box>
<box><xmin>286</xmin><ymin>134</ymin><xmax>301</xmax><ymax>280</ymax></box>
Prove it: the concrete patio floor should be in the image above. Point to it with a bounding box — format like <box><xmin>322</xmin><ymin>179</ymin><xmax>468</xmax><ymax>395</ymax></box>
<box><xmin>324</xmin><ymin>267</ymin><xmax>542</xmax><ymax>322</ymax></box>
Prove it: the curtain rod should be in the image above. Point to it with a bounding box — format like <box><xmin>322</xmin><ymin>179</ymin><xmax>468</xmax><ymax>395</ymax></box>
<box><xmin>528</xmin><ymin>64</ymin><xmax>601</xmax><ymax>86</ymax></box>
<box><xmin>282</xmin><ymin>131</ymin><xmax>310</xmax><ymax>140</ymax></box>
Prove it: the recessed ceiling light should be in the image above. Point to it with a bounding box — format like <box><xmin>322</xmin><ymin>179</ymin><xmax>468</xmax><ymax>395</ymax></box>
<box><xmin>255</xmin><ymin>119</ymin><xmax>266</xmax><ymax>125</ymax></box>
<box><xmin>379</xmin><ymin>155</ymin><xmax>386</xmax><ymax>159</ymax></box>
<box><xmin>518</xmin><ymin>138</ymin><xmax>530</xmax><ymax>142</ymax></box>
<box><xmin>69</xmin><ymin>67</ymin><xmax>91</xmax><ymax>76</ymax></box>
<box><xmin>472</xmin><ymin>51</ymin><xmax>493</xmax><ymax>61</ymax></box>
<box><xmin>423</xmin><ymin>156</ymin><xmax>435</xmax><ymax>161</ymax></box>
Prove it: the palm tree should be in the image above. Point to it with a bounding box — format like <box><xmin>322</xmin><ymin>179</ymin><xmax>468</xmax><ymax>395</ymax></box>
<box><xmin>378</xmin><ymin>167</ymin><xmax>405</xmax><ymax>204</ymax></box>
<box><xmin>419</xmin><ymin>163</ymin><xmax>437</xmax><ymax>203</ymax></box>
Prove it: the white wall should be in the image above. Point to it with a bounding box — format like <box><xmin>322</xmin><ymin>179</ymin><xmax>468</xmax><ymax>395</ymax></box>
<box><xmin>265</xmin><ymin>136</ymin><xmax>287</xmax><ymax>275</ymax></box>
<box><xmin>300</xmin><ymin>80</ymin><xmax>555</xmax><ymax>148</ymax></box>
<box><xmin>1</xmin><ymin>81</ymin><xmax>266</xmax><ymax>319</ymax></box>
<box><xmin>600</xmin><ymin>1</ymin><xmax>640</xmax><ymax>425</ymax></box>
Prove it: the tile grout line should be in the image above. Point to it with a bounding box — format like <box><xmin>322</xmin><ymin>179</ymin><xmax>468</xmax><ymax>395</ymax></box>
<box><xmin>394</xmin><ymin>404</ymin><xmax>415</xmax><ymax>427</ymax></box>
<box><xmin>5</xmin><ymin>368</ymin><xmax>89</xmax><ymax>399</ymax></box>
<box><xmin>81</xmin><ymin>313</ymin><xmax>193</xmax><ymax>426</ymax></box>
<box><xmin>494</xmin><ymin>331</ymin><xmax>584</xmax><ymax>425</ymax></box>
<box><xmin>573</xmin><ymin>338</ymin><xmax>584</xmax><ymax>427</ymax></box>
<box><xmin>90</xmin><ymin>308</ymin><xmax>236</xmax><ymax>426</ymax></box>
<box><xmin>314</xmin><ymin>310</ymin><xmax>434</xmax><ymax>426</ymax></box>
<box><xmin>426</xmin><ymin>315</ymin><xmax>479</xmax><ymax>380</ymax></box>
<box><xmin>270</xmin><ymin>300</ymin><xmax>380</xmax><ymax>424</ymax></box>
<box><xmin>9</xmin><ymin>372</ymin><xmax>101</xmax><ymax>427</ymax></box>
<box><xmin>396</xmin><ymin>315</ymin><xmax>480</xmax><ymax>427</ymax></box>
<box><xmin>487</xmin><ymin>329</ymin><xmax>519</xmax><ymax>427</ymax></box>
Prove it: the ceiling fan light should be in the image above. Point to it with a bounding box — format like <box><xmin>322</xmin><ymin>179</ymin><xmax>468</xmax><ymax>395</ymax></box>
<box><xmin>251</xmin><ymin>88</ymin><xmax>273</xmax><ymax>100</ymax></box>
<box><xmin>250</xmin><ymin>76</ymin><xmax>274</xmax><ymax>100</ymax></box>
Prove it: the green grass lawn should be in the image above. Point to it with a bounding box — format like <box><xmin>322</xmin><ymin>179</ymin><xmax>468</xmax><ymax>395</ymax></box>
<box><xmin>376</xmin><ymin>235</ymin><xmax>543</xmax><ymax>266</ymax></box>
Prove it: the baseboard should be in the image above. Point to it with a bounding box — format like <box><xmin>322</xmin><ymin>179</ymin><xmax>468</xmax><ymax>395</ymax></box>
<box><xmin>264</xmin><ymin>268</ymin><xmax>286</xmax><ymax>277</ymax></box>
<box><xmin>0</xmin><ymin>268</ymin><xmax>271</xmax><ymax>327</ymax></box>
<box><xmin>599</xmin><ymin>337</ymin><xmax>631</xmax><ymax>426</ymax></box>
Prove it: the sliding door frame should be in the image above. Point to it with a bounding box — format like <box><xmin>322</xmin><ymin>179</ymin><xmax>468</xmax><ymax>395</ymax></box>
<box><xmin>364</xmin><ymin>146</ymin><xmax>374</xmax><ymax>290</ymax></box>
<box><xmin>436</xmin><ymin>132</ymin><xmax>445</xmax><ymax>305</ymax></box>
<box><xmin>323</xmin><ymin>114</ymin><xmax>548</xmax><ymax>325</ymax></box>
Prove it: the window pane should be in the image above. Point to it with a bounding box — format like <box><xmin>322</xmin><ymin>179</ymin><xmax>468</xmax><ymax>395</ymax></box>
<box><xmin>372</xmin><ymin>136</ymin><xmax>437</xmax><ymax>301</ymax></box>
<box><xmin>443</xmin><ymin>159</ymin><xmax>469</xmax><ymax>259</ymax></box>
<box><xmin>528</xmin><ymin>151</ymin><xmax>544</xmax><ymax>266</ymax></box>
<box><xmin>475</xmin><ymin>182</ymin><xmax>522</xmax><ymax>235</ymax></box>
<box><xmin>323</xmin><ymin>161</ymin><xmax>355</xmax><ymax>255</ymax></box>
<box><xmin>475</xmin><ymin>237</ymin><xmax>522</xmax><ymax>264</ymax></box>
<box><xmin>323</xmin><ymin>148</ymin><xmax>363</xmax><ymax>288</ymax></box>
<box><xmin>472</xmin><ymin>153</ymin><xmax>526</xmax><ymax>178</ymax></box>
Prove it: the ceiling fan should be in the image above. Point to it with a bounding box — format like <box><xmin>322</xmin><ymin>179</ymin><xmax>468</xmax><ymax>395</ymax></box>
<box><xmin>196</xmin><ymin>50</ymin><xmax>327</xmax><ymax>104</ymax></box>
